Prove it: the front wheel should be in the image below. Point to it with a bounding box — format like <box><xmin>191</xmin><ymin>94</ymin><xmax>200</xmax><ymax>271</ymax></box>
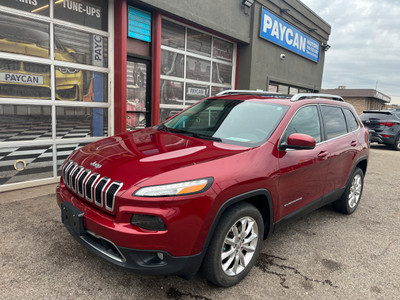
<box><xmin>201</xmin><ymin>203</ymin><xmax>264</xmax><ymax>287</ymax></box>
<box><xmin>332</xmin><ymin>167</ymin><xmax>364</xmax><ymax>214</ymax></box>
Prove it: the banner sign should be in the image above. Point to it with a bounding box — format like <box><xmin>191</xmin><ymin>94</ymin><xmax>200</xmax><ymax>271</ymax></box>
<box><xmin>260</xmin><ymin>7</ymin><xmax>320</xmax><ymax>63</ymax></box>
<box><xmin>128</xmin><ymin>7</ymin><xmax>151</xmax><ymax>42</ymax></box>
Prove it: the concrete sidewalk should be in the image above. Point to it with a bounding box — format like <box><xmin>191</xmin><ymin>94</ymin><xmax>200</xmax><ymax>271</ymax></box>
<box><xmin>0</xmin><ymin>183</ymin><xmax>58</xmax><ymax>204</ymax></box>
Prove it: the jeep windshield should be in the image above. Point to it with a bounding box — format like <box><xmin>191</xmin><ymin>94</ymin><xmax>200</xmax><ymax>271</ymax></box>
<box><xmin>159</xmin><ymin>98</ymin><xmax>289</xmax><ymax>147</ymax></box>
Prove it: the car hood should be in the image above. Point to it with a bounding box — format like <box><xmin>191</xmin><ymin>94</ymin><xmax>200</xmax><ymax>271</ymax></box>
<box><xmin>68</xmin><ymin>127</ymin><xmax>250</xmax><ymax>187</ymax></box>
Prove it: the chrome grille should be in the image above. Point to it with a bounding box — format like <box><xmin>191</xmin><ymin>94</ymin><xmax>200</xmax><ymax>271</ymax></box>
<box><xmin>105</xmin><ymin>182</ymin><xmax>123</xmax><ymax>211</ymax></box>
<box><xmin>85</xmin><ymin>173</ymin><xmax>99</xmax><ymax>202</ymax></box>
<box><xmin>94</xmin><ymin>177</ymin><xmax>110</xmax><ymax>207</ymax></box>
<box><xmin>61</xmin><ymin>161</ymin><xmax>122</xmax><ymax>213</ymax></box>
<box><xmin>77</xmin><ymin>170</ymin><xmax>90</xmax><ymax>197</ymax></box>
<box><xmin>71</xmin><ymin>166</ymin><xmax>84</xmax><ymax>192</ymax></box>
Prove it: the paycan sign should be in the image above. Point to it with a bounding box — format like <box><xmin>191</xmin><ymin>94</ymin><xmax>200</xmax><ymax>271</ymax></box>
<box><xmin>260</xmin><ymin>7</ymin><xmax>320</xmax><ymax>63</ymax></box>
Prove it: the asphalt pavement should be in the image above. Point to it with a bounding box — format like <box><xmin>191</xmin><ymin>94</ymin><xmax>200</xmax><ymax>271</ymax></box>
<box><xmin>1</xmin><ymin>145</ymin><xmax>399</xmax><ymax>299</ymax></box>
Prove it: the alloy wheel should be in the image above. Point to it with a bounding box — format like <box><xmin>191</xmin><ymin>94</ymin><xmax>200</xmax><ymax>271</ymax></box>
<box><xmin>348</xmin><ymin>174</ymin><xmax>362</xmax><ymax>208</ymax></box>
<box><xmin>220</xmin><ymin>216</ymin><xmax>259</xmax><ymax>276</ymax></box>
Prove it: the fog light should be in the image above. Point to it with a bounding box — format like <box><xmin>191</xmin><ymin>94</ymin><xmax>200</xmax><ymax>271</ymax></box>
<box><xmin>131</xmin><ymin>214</ymin><xmax>167</xmax><ymax>231</ymax></box>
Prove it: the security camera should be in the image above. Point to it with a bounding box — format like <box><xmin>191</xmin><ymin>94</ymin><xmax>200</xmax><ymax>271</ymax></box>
<box><xmin>280</xmin><ymin>54</ymin><xmax>286</xmax><ymax>59</ymax></box>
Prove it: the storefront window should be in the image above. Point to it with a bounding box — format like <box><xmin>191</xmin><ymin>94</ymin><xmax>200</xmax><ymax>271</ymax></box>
<box><xmin>289</xmin><ymin>87</ymin><xmax>299</xmax><ymax>95</ymax></box>
<box><xmin>212</xmin><ymin>62</ymin><xmax>232</xmax><ymax>85</ymax></box>
<box><xmin>1</xmin><ymin>0</ymin><xmax>49</xmax><ymax>16</ymax></box>
<box><xmin>54</xmin><ymin>0</ymin><xmax>108</xmax><ymax>31</ymax></box>
<box><xmin>186</xmin><ymin>56</ymin><xmax>211</xmax><ymax>82</ymax></box>
<box><xmin>268</xmin><ymin>84</ymin><xmax>278</xmax><ymax>92</ymax></box>
<box><xmin>161</xmin><ymin>20</ymin><xmax>185</xmax><ymax>50</ymax></box>
<box><xmin>0</xmin><ymin>145</ymin><xmax>53</xmax><ymax>185</ymax></box>
<box><xmin>187</xmin><ymin>29</ymin><xmax>212</xmax><ymax>57</ymax></box>
<box><xmin>55</xmin><ymin>68</ymin><xmax>107</xmax><ymax>102</ymax></box>
<box><xmin>279</xmin><ymin>84</ymin><xmax>289</xmax><ymax>94</ymax></box>
<box><xmin>54</xmin><ymin>26</ymin><xmax>108</xmax><ymax>67</ymax></box>
<box><xmin>160</xmin><ymin>80</ymin><xmax>184</xmax><ymax>105</ymax></box>
<box><xmin>0</xmin><ymin>1</ymin><xmax>110</xmax><ymax>189</ymax></box>
<box><xmin>161</xmin><ymin>50</ymin><xmax>184</xmax><ymax>78</ymax></box>
<box><xmin>160</xmin><ymin>19</ymin><xmax>236</xmax><ymax>122</ymax></box>
<box><xmin>56</xmin><ymin>107</ymin><xmax>108</xmax><ymax>138</ymax></box>
<box><xmin>0</xmin><ymin>59</ymin><xmax>51</xmax><ymax>99</ymax></box>
<box><xmin>213</xmin><ymin>38</ymin><xmax>233</xmax><ymax>62</ymax></box>
<box><xmin>186</xmin><ymin>83</ymin><xmax>209</xmax><ymax>103</ymax></box>
<box><xmin>0</xmin><ymin>104</ymin><xmax>52</xmax><ymax>142</ymax></box>
<box><xmin>0</xmin><ymin>13</ymin><xmax>50</xmax><ymax>58</ymax></box>
<box><xmin>126</xmin><ymin>61</ymin><xmax>148</xmax><ymax>131</ymax></box>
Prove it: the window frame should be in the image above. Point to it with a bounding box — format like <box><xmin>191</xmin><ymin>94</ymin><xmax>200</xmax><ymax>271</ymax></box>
<box><xmin>160</xmin><ymin>17</ymin><xmax>237</xmax><ymax>122</ymax></box>
<box><xmin>281</xmin><ymin>104</ymin><xmax>324</xmax><ymax>145</ymax></box>
<box><xmin>0</xmin><ymin>1</ymin><xmax>114</xmax><ymax>191</ymax></box>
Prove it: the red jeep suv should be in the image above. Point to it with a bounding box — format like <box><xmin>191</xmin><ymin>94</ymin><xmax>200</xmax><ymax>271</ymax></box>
<box><xmin>57</xmin><ymin>91</ymin><xmax>369</xmax><ymax>287</ymax></box>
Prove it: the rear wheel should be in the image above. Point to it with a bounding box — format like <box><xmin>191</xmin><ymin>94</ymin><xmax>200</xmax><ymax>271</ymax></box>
<box><xmin>392</xmin><ymin>134</ymin><xmax>400</xmax><ymax>151</ymax></box>
<box><xmin>332</xmin><ymin>167</ymin><xmax>364</xmax><ymax>214</ymax></box>
<box><xmin>202</xmin><ymin>203</ymin><xmax>264</xmax><ymax>287</ymax></box>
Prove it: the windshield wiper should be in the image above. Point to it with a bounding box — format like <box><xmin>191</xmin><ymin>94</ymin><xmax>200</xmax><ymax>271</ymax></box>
<box><xmin>157</xmin><ymin>124</ymin><xmax>221</xmax><ymax>142</ymax></box>
<box><xmin>157</xmin><ymin>123</ymin><xmax>171</xmax><ymax>132</ymax></box>
<box><xmin>191</xmin><ymin>132</ymin><xmax>222</xmax><ymax>142</ymax></box>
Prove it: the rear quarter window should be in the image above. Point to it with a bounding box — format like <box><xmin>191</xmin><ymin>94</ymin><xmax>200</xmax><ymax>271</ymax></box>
<box><xmin>321</xmin><ymin>105</ymin><xmax>347</xmax><ymax>140</ymax></box>
<box><xmin>343</xmin><ymin>108</ymin><xmax>359</xmax><ymax>131</ymax></box>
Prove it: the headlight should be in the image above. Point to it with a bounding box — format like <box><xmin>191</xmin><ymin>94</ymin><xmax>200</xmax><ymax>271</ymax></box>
<box><xmin>133</xmin><ymin>178</ymin><xmax>213</xmax><ymax>197</ymax></box>
<box><xmin>56</xmin><ymin>66</ymin><xmax>79</xmax><ymax>74</ymax></box>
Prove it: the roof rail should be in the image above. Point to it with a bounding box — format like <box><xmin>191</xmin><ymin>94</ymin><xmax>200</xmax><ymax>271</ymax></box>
<box><xmin>216</xmin><ymin>89</ymin><xmax>283</xmax><ymax>96</ymax></box>
<box><xmin>291</xmin><ymin>93</ymin><xmax>344</xmax><ymax>102</ymax></box>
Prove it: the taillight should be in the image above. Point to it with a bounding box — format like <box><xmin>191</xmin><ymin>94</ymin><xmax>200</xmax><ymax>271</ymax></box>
<box><xmin>378</xmin><ymin>122</ymin><xmax>396</xmax><ymax>127</ymax></box>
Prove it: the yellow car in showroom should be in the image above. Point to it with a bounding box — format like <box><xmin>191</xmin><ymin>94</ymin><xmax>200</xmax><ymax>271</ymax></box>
<box><xmin>0</xmin><ymin>22</ymin><xmax>83</xmax><ymax>101</ymax></box>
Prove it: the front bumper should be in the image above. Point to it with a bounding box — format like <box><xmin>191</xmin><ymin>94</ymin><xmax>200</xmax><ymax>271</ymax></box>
<box><xmin>60</xmin><ymin>200</ymin><xmax>203</xmax><ymax>277</ymax></box>
<box><xmin>56</xmin><ymin>184</ymin><xmax>217</xmax><ymax>277</ymax></box>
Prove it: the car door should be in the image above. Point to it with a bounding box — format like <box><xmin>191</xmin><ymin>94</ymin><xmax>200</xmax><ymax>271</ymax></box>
<box><xmin>277</xmin><ymin>105</ymin><xmax>329</xmax><ymax>219</ymax></box>
<box><xmin>320</xmin><ymin>105</ymin><xmax>359</xmax><ymax>197</ymax></box>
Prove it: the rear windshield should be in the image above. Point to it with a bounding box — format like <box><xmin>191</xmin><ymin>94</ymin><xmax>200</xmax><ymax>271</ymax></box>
<box><xmin>161</xmin><ymin>99</ymin><xmax>289</xmax><ymax>147</ymax></box>
<box><xmin>360</xmin><ymin>112</ymin><xmax>392</xmax><ymax>120</ymax></box>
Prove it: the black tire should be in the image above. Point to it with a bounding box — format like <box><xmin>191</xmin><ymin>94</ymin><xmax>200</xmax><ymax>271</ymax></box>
<box><xmin>201</xmin><ymin>202</ymin><xmax>264</xmax><ymax>287</ymax></box>
<box><xmin>332</xmin><ymin>167</ymin><xmax>364</xmax><ymax>214</ymax></box>
<box><xmin>392</xmin><ymin>134</ymin><xmax>400</xmax><ymax>151</ymax></box>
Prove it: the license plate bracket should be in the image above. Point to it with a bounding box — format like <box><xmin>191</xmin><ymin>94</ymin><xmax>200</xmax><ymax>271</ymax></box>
<box><xmin>61</xmin><ymin>202</ymin><xmax>84</xmax><ymax>236</ymax></box>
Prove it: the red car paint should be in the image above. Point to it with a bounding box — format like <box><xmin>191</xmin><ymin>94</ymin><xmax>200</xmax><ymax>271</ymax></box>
<box><xmin>57</xmin><ymin>93</ymin><xmax>369</xmax><ymax>278</ymax></box>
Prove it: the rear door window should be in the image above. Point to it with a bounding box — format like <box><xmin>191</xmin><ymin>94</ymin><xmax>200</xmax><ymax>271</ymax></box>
<box><xmin>320</xmin><ymin>105</ymin><xmax>347</xmax><ymax>140</ymax></box>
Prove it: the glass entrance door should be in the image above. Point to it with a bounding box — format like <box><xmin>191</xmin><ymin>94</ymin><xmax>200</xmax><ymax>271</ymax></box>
<box><xmin>126</xmin><ymin>58</ymin><xmax>151</xmax><ymax>131</ymax></box>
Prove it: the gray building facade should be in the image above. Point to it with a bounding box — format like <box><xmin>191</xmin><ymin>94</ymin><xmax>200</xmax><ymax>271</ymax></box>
<box><xmin>0</xmin><ymin>0</ymin><xmax>330</xmax><ymax>191</ymax></box>
<box><xmin>137</xmin><ymin>0</ymin><xmax>331</xmax><ymax>93</ymax></box>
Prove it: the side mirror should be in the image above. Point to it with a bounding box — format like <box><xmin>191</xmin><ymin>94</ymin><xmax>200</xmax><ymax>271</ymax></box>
<box><xmin>280</xmin><ymin>133</ymin><xmax>316</xmax><ymax>150</ymax></box>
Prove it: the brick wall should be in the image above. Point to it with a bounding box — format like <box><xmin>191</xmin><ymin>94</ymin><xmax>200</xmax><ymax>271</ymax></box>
<box><xmin>343</xmin><ymin>97</ymin><xmax>386</xmax><ymax>115</ymax></box>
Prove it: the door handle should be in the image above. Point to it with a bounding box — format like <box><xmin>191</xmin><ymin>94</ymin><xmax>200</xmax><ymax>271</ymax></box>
<box><xmin>318</xmin><ymin>151</ymin><xmax>328</xmax><ymax>158</ymax></box>
<box><xmin>351</xmin><ymin>141</ymin><xmax>357</xmax><ymax>147</ymax></box>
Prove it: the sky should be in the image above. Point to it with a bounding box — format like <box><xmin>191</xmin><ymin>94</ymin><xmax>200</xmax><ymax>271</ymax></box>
<box><xmin>300</xmin><ymin>0</ymin><xmax>400</xmax><ymax>104</ymax></box>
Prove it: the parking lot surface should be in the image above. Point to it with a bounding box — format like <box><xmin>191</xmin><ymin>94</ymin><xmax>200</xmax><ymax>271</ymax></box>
<box><xmin>1</xmin><ymin>146</ymin><xmax>399</xmax><ymax>299</ymax></box>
